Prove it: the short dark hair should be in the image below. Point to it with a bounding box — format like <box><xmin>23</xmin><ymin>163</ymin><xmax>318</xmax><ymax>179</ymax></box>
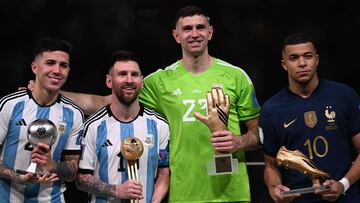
<box><xmin>175</xmin><ymin>5</ymin><xmax>210</xmax><ymax>27</ymax></box>
<box><xmin>109</xmin><ymin>50</ymin><xmax>141</xmax><ymax>73</ymax></box>
<box><xmin>33</xmin><ymin>37</ymin><xmax>73</xmax><ymax>59</ymax></box>
<box><xmin>282</xmin><ymin>32</ymin><xmax>316</xmax><ymax>52</ymax></box>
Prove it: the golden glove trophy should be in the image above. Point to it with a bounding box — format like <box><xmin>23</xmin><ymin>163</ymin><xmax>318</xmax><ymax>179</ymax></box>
<box><xmin>121</xmin><ymin>137</ymin><xmax>144</xmax><ymax>203</ymax></box>
<box><xmin>276</xmin><ymin>146</ymin><xmax>331</xmax><ymax>197</ymax></box>
<box><xmin>16</xmin><ymin>119</ymin><xmax>57</xmax><ymax>175</ymax></box>
<box><xmin>195</xmin><ymin>87</ymin><xmax>238</xmax><ymax>175</ymax></box>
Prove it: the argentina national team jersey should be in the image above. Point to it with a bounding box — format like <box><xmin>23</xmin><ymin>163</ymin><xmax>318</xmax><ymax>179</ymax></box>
<box><xmin>0</xmin><ymin>89</ymin><xmax>84</xmax><ymax>203</ymax></box>
<box><xmin>260</xmin><ymin>80</ymin><xmax>360</xmax><ymax>202</ymax></box>
<box><xmin>78</xmin><ymin>105</ymin><xmax>169</xmax><ymax>203</ymax></box>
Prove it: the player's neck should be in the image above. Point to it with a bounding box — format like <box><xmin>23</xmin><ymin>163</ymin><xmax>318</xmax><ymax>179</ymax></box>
<box><xmin>288</xmin><ymin>76</ymin><xmax>319</xmax><ymax>98</ymax></box>
<box><xmin>182</xmin><ymin>50</ymin><xmax>212</xmax><ymax>74</ymax></box>
<box><xmin>110</xmin><ymin>98</ymin><xmax>141</xmax><ymax>122</ymax></box>
<box><xmin>32</xmin><ymin>85</ymin><xmax>59</xmax><ymax>106</ymax></box>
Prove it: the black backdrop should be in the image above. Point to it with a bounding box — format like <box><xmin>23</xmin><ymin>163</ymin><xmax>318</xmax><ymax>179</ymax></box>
<box><xmin>1</xmin><ymin>0</ymin><xmax>359</xmax><ymax>202</ymax></box>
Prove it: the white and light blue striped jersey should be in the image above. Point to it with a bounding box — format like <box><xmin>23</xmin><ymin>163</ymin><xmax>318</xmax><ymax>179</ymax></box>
<box><xmin>0</xmin><ymin>89</ymin><xmax>84</xmax><ymax>203</ymax></box>
<box><xmin>78</xmin><ymin>105</ymin><xmax>169</xmax><ymax>203</ymax></box>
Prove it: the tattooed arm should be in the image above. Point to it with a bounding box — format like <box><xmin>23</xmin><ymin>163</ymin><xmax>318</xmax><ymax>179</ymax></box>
<box><xmin>53</xmin><ymin>154</ymin><xmax>80</xmax><ymax>182</ymax></box>
<box><xmin>76</xmin><ymin>173</ymin><xmax>143</xmax><ymax>199</ymax></box>
<box><xmin>0</xmin><ymin>160</ymin><xmax>33</xmax><ymax>183</ymax></box>
<box><xmin>32</xmin><ymin>143</ymin><xmax>80</xmax><ymax>182</ymax></box>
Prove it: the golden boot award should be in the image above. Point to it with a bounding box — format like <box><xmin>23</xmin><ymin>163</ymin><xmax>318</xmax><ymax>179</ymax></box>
<box><xmin>194</xmin><ymin>87</ymin><xmax>238</xmax><ymax>175</ymax></box>
<box><xmin>276</xmin><ymin>146</ymin><xmax>331</xmax><ymax>197</ymax></box>
<box><xmin>121</xmin><ymin>137</ymin><xmax>144</xmax><ymax>203</ymax></box>
<box><xmin>16</xmin><ymin>118</ymin><xmax>57</xmax><ymax>175</ymax></box>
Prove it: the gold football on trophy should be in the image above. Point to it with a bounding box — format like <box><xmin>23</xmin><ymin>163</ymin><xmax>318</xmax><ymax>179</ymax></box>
<box><xmin>121</xmin><ymin>137</ymin><xmax>144</xmax><ymax>160</ymax></box>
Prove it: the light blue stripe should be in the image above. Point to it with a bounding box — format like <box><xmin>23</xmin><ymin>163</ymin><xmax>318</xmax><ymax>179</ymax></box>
<box><xmin>1</xmin><ymin>101</ymin><xmax>25</xmax><ymax>202</ymax></box>
<box><xmin>51</xmin><ymin>107</ymin><xmax>74</xmax><ymax>202</ymax></box>
<box><xmin>24</xmin><ymin>106</ymin><xmax>50</xmax><ymax>203</ymax></box>
<box><xmin>146</xmin><ymin>119</ymin><xmax>158</xmax><ymax>203</ymax></box>
<box><xmin>53</xmin><ymin>107</ymin><xmax>74</xmax><ymax>161</ymax></box>
<box><xmin>95</xmin><ymin>197</ymin><xmax>107</xmax><ymax>203</ymax></box>
<box><xmin>95</xmin><ymin>120</ymin><xmax>108</xmax><ymax>203</ymax></box>
<box><xmin>36</xmin><ymin>106</ymin><xmax>50</xmax><ymax>119</ymax></box>
<box><xmin>120</xmin><ymin>123</ymin><xmax>134</xmax><ymax>184</ymax></box>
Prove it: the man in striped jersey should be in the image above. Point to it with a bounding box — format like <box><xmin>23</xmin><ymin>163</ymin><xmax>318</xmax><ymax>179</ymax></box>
<box><xmin>76</xmin><ymin>50</ymin><xmax>170</xmax><ymax>203</ymax></box>
<box><xmin>0</xmin><ymin>38</ymin><xmax>84</xmax><ymax>202</ymax></box>
<box><xmin>28</xmin><ymin>6</ymin><xmax>261</xmax><ymax>202</ymax></box>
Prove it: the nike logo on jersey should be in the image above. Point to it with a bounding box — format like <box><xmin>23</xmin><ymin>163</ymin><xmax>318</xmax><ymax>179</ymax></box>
<box><xmin>101</xmin><ymin>139</ymin><xmax>113</xmax><ymax>147</ymax></box>
<box><xmin>16</xmin><ymin>119</ymin><xmax>27</xmax><ymax>126</ymax></box>
<box><xmin>283</xmin><ymin>118</ymin><xmax>297</xmax><ymax>128</ymax></box>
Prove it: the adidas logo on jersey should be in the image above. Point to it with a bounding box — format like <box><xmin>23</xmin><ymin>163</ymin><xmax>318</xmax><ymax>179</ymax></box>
<box><xmin>171</xmin><ymin>88</ymin><xmax>182</xmax><ymax>96</ymax></box>
<box><xmin>101</xmin><ymin>139</ymin><xmax>113</xmax><ymax>147</ymax></box>
<box><xmin>16</xmin><ymin>119</ymin><xmax>27</xmax><ymax>126</ymax></box>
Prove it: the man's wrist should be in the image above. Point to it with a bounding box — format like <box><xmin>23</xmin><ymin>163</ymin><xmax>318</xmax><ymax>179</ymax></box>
<box><xmin>339</xmin><ymin>177</ymin><xmax>350</xmax><ymax>193</ymax></box>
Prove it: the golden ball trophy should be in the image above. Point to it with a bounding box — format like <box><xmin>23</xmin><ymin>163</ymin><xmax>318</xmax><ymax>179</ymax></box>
<box><xmin>121</xmin><ymin>137</ymin><xmax>144</xmax><ymax>203</ymax></box>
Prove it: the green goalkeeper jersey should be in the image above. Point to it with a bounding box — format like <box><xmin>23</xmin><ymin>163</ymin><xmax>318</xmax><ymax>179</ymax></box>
<box><xmin>140</xmin><ymin>58</ymin><xmax>260</xmax><ymax>202</ymax></box>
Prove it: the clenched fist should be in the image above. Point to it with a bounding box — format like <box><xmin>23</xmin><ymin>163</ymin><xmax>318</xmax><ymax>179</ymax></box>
<box><xmin>194</xmin><ymin>87</ymin><xmax>230</xmax><ymax>132</ymax></box>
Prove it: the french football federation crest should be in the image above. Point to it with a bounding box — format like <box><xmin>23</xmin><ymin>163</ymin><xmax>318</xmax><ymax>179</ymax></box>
<box><xmin>304</xmin><ymin>111</ymin><xmax>317</xmax><ymax>128</ymax></box>
<box><xmin>325</xmin><ymin>106</ymin><xmax>338</xmax><ymax>130</ymax></box>
<box><xmin>325</xmin><ymin>106</ymin><xmax>336</xmax><ymax>123</ymax></box>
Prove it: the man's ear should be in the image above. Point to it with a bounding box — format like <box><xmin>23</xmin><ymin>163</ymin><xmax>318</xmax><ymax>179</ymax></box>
<box><xmin>281</xmin><ymin>59</ymin><xmax>287</xmax><ymax>71</ymax></box>
<box><xmin>31</xmin><ymin>61</ymin><xmax>37</xmax><ymax>74</ymax></box>
<box><xmin>172</xmin><ymin>29</ymin><xmax>181</xmax><ymax>44</ymax></box>
<box><xmin>106</xmin><ymin>74</ymin><xmax>112</xmax><ymax>89</ymax></box>
<box><xmin>208</xmin><ymin>25</ymin><xmax>213</xmax><ymax>41</ymax></box>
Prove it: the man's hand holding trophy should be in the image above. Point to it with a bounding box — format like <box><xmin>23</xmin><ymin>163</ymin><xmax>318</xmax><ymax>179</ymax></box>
<box><xmin>194</xmin><ymin>87</ymin><xmax>239</xmax><ymax>175</ymax></box>
<box><xmin>16</xmin><ymin>118</ymin><xmax>59</xmax><ymax>183</ymax></box>
<box><xmin>120</xmin><ymin>137</ymin><xmax>144</xmax><ymax>202</ymax></box>
<box><xmin>275</xmin><ymin>146</ymin><xmax>331</xmax><ymax>200</ymax></box>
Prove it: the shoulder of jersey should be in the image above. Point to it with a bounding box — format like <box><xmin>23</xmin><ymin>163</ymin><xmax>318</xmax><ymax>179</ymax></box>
<box><xmin>60</xmin><ymin>95</ymin><xmax>85</xmax><ymax>120</ymax></box>
<box><xmin>143</xmin><ymin>107</ymin><xmax>168</xmax><ymax>125</ymax></box>
<box><xmin>0</xmin><ymin>89</ymin><xmax>28</xmax><ymax>111</ymax></box>
<box><xmin>144</xmin><ymin>61</ymin><xmax>180</xmax><ymax>80</ymax></box>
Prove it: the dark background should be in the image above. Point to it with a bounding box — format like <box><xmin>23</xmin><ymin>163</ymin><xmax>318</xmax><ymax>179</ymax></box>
<box><xmin>1</xmin><ymin>0</ymin><xmax>359</xmax><ymax>202</ymax></box>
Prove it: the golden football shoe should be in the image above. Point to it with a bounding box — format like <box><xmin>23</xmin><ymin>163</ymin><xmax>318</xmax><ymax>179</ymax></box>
<box><xmin>276</xmin><ymin>146</ymin><xmax>330</xmax><ymax>184</ymax></box>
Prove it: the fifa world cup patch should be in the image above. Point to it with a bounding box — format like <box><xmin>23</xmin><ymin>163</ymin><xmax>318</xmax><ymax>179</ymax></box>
<box><xmin>144</xmin><ymin>134</ymin><xmax>154</xmax><ymax>147</ymax></box>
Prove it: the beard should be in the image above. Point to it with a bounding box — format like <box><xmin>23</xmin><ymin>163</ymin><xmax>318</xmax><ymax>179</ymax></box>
<box><xmin>114</xmin><ymin>86</ymin><xmax>140</xmax><ymax>106</ymax></box>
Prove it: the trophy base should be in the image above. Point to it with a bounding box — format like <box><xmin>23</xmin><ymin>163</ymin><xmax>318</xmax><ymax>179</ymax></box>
<box><xmin>281</xmin><ymin>185</ymin><xmax>330</xmax><ymax>197</ymax></box>
<box><xmin>15</xmin><ymin>162</ymin><xmax>45</xmax><ymax>175</ymax></box>
<box><xmin>207</xmin><ymin>154</ymin><xmax>238</xmax><ymax>175</ymax></box>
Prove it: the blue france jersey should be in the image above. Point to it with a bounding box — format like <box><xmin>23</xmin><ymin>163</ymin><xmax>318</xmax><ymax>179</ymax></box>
<box><xmin>78</xmin><ymin>105</ymin><xmax>169</xmax><ymax>203</ymax></box>
<box><xmin>260</xmin><ymin>80</ymin><xmax>360</xmax><ymax>202</ymax></box>
<box><xmin>0</xmin><ymin>90</ymin><xmax>84</xmax><ymax>203</ymax></box>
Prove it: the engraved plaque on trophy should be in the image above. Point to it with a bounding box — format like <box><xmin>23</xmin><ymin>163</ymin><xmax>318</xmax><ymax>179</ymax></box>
<box><xmin>121</xmin><ymin>137</ymin><xmax>144</xmax><ymax>203</ymax></box>
<box><xmin>276</xmin><ymin>146</ymin><xmax>331</xmax><ymax>197</ymax></box>
<box><xmin>16</xmin><ymin>119</ymin><xmax>57</xmax><ymax>175</ymax></box>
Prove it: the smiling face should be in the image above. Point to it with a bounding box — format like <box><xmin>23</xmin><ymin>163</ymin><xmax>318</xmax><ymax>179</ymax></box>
<box><xmin>281</xmin><ymin>42</ymin><xmax>319</xmax><ymax>86</ymax></box>
<box><xmin>172</xmin><ymin>14</ymin><xmax>213</xmax><ymax>57</ymax></box>
<box><xmin>106</xmin><ymin>60</ymin><xmax>143</xmax><ymax>106</ymax></box>
<box><xmin>32</xmin><ymin>50</ymin><xmax>70</xmax><ymax>93</ymax></box>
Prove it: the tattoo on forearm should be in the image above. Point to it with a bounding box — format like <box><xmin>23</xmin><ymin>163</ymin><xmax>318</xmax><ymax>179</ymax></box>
<box><xmin>54</xmin><ymin>155</ymin><xmax>79</xmax><ymax>181</ymax></box>
<box><xmin>0</xmin><ymin>160</ymin><xmax>23</xmax><ymax>183</ymax></box>
<box><xmin>77</xmin><ymin>174</ymin><xmax>116</xmax><ymax>198</ymax></box>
